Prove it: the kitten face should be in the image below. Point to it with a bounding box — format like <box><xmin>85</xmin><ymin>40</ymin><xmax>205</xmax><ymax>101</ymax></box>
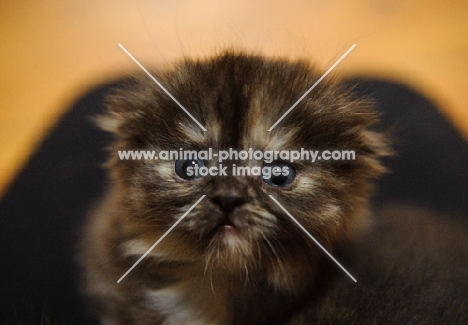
<box><xmin>102</xmin><ymin>52</ymin><xmax>388</xmax><ymax>281</ymax></box>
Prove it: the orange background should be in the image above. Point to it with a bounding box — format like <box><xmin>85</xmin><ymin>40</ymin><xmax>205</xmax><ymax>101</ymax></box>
<box><xmin>1</xmin><ymin>0</ymin><xmax>467</xmax><ymax>196</ymax></box>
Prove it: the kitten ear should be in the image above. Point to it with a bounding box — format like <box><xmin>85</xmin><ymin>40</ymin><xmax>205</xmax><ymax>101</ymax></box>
<box><xmin>363</xmin><ymin>130</ymin><xmax>393</xmax><ymax>156</ymax></box>
<box><xmin>359</xmin><ymin>129</ymin><xmax>394</xmax><ymax>176</ymax></box>
<box><xmin>94</xmin><ymin>82</ymin><xmax>153</xmax><ymax>144</ymax></box>
<box><xmin>94</xmin><ymin>106</ymin><xmax>148</xmax><ymax>147</ymax></box>
<box><xmin>93</xmin><ymin>113</ymin><xmax>122</xmax><ymax>134</ymax></box>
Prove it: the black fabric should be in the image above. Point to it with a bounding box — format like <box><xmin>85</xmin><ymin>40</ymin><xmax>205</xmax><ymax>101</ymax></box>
<box><xmin>0</xmin><ymin>77</ymin><xmax>467</xmax><ymax>324</ymax></box>
<box><xmin>0</xmin><ymin>83</ymin><xmax>115</xmax><ymax>325</ymax></box>
<box><xmin>347</xmin><ymin>78</ymin><xmax>468</xmax><ymax>216</ymax></box>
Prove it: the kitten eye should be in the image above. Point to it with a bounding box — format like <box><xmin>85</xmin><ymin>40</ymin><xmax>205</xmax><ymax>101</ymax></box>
<box><xmin>262</xmin><ymin>161</ymin><xmax>296</xmax><ymax>187</ymax></box>
<box><xmin>175</xmin><ymin>159</ymin><xmax>207</xmax><ymax>180</ymax></box>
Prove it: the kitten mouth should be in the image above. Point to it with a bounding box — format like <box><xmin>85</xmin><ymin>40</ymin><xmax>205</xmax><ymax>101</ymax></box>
<box><xmin>217</xmin><ymin>218</ymin><xmax>239</xmax><ymax>232</ymax></box>
<box><xmin>207</xmin><ymin>214</ymin><xmax>241</xmax><ymax>238</ymax></box>
<box><xmin>219</xmin><ymin>222</ymin><xmax>239</xmax><ymax>234</ymax></box>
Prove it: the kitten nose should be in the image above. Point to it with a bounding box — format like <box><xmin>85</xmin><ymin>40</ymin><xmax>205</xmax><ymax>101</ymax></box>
<box><xmin>210</xmin><ymin>195</ymin><xmax>246</xmax><ymax>214</ymax></box>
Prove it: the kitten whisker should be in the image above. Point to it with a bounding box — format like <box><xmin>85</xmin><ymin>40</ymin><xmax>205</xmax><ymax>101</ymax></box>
<box><xmin>262</xmin><ymin>234</ymin><xmax>286</xmax><ymax>279</ymax></box>
<box><xmin>243</xmin><ymin>263</ymin><xmax>250</xmax><ymax>289</ymax></box>
<box><xmin>209</xmin><ymin>263</ymin><xmax>216</xmax><ymax>299</ymax></box>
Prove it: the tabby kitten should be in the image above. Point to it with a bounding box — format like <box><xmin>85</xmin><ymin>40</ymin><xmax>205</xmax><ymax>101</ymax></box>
<box><xmin>81</xmin><ymin>52</ymin><xmax>468</xmax><ymax>325</ymax></box>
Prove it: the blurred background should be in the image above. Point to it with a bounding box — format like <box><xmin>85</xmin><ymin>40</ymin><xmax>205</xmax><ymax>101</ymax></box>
<box><xmin>1</xmin><ymin>0</ymin><xmax>467</xmax><ymax>197</ymax></box>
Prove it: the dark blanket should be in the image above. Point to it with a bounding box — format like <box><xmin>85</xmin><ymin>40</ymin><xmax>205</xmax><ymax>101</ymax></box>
<box><xmin>1</xmin><ymin>77</ymin><xmax>467</xmax><ymax>324</ymax></box>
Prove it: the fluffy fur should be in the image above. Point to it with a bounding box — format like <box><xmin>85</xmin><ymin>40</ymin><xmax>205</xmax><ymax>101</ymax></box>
<box><xmin>81</xmin><ymin>52</ymin><xmax>467</xmax><ymax>325</ymax></box>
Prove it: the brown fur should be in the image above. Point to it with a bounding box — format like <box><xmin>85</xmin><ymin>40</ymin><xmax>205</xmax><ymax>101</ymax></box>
<box><xmin>290</xmin><ymin>205</ymin><xmax>468</xmax><ymax>325</ymax></box>
<box><xmin>80</xmin><ymin>52</ymin><xmax>468</xmax><ymax>325</ymax></box>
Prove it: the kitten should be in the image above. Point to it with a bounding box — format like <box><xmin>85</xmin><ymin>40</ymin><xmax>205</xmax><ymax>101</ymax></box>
<box><xmin>81</xmin><ymin>52</ymin><xmax>468</xmax><ymax>325</ymax></box>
